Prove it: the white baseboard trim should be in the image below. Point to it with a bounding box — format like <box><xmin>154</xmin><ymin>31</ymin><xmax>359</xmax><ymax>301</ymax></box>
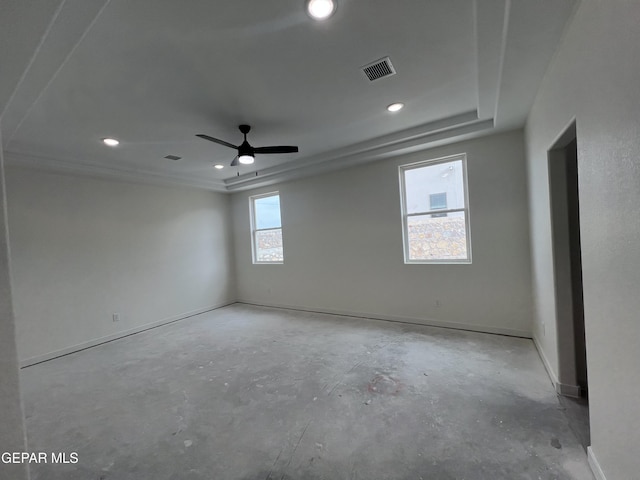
<box><xmin>555</xmin><ymin>381</ymin><xmax>582</xmax><ymax>398</ymax></box>
<box><xmin>20</xmin><ymin>301</ymin><xmax>235</xmax><ymax>368</ymax></box>
<box><xmin>532</xmin><ymin>336</ymin><xmax>582</xmax><ymax>398</ymax></box>
<box><xmin>587</xmin><ymin>447</ymin><xmax>607</xmax><ymax>480</ymax></box>
<box><xmin>21</xmin><ymin>300</ymin><xmax>532</xmax><ymax>367</ymax></box>
<box><xmin>237</xmin><ymin>300</ymin><xmax>532</xmax><ymax>338</ymax></box>
<box><xmin>533</xmin><ymin>335</ymin><xmax>559</xmax><ymax>386</ymax></box>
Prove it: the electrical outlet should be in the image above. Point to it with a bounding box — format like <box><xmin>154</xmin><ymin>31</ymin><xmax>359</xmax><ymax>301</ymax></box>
<box><xmin>112</xmin><ymin>313</ymin><xmax>120</xmax><ymax>322</ymax></box>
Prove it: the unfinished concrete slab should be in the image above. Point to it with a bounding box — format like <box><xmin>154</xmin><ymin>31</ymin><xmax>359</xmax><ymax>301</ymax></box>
<box><xmin>20</xmin><ymin>304</ymin><xmax>593</xmax><ymax>479</ymax></box>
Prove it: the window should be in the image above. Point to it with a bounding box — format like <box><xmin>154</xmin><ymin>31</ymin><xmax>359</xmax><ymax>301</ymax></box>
<box><xmin>399</xmin><ymin>154</ymin><xmax>471</xmax><ymax>263</ymax></box>
<box><xmin>250</xmin><ymin>192</ymin><xmax>284</xmax><ymax>263</ymax></box>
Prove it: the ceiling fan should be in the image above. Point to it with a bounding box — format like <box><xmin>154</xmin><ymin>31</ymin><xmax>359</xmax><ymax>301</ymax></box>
<box><xmin>196</xmin><ymin>125</ymin><xmax>299</xmax><ymax>167</ymax></box>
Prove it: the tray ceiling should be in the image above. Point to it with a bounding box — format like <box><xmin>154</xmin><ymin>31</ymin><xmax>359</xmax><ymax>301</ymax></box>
<box><xmin>1</xmin><ymin>0</ymin><xmax>577</xmax><ymax>191</ymax></box>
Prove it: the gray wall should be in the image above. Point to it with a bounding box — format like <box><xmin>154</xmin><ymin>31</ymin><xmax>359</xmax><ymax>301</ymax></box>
<box><xmin>0</xmin><ymin>2</ymin><xmax>69</xmax><ymax>477</ymax></box>
<box><xmin>0</xmin><ymin>136</ymin><xmax>29</xmax><ymax>480</ymax></box>
<box><xmin>525</xmin><ymin>1</ymin><xmax>640</xmax><ymax>477</ymax></box>
<box><xmin>232</xmin><ymin>130</ymin><xmax>533</xmax><ymax>337</ymax></box>
<box><xmin>6</xmin><ymin>167</ymin><xmax>236</xmax><ymax>363</ymax></box>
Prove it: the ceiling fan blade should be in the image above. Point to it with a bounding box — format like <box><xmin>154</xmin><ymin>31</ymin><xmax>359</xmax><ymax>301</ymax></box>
<box><xmin>196</xmin><ymin>134</ymin><xmax>238</xmax><ymax>150</ymax></box>
<box><xmin>230</xmin><ymin>156</ymin><xmax>239</xmax><ymax>167</ymax></box>
<box><xmin>253</xmin><ymin>146</ymin><xmax>299</xmax><ymax>154</ymax></box>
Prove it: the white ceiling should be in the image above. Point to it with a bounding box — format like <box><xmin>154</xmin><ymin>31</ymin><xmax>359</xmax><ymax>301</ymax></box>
<box><xmin>1</xmin><ymin>0</ymin><xmax>577</xmax><ymax>192</ymax></box>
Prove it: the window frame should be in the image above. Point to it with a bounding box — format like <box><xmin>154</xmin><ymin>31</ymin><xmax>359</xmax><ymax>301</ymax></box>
<box><xmin>398</xmin><ymin>153</ymin><xmax>472</xmax><ymax>264</ymax></box>
<box><xmin>249</xmin><ymin>191</ymin><xmax>284</xmax><ymax>265</ymax></box>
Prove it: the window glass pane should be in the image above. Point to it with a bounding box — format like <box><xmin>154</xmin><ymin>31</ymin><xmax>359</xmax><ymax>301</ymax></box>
<box><xmin>255</xmin><ymin>228</ymin><xmax>283</xmax><ymax>262</ymax></box>
<box><xmin>404</xmin><ymin>160</ymin><xmax>465</xmax><ymax>214</ymax></box>
<box><xmin>407</xmin><ymin>211</ymin><xmax>468</xmax><ymax>261</ymax></box>
<box><xmin>254</xmin><ymin>195</ymin><xmax>281</xmax><ymax>229</ymax></box>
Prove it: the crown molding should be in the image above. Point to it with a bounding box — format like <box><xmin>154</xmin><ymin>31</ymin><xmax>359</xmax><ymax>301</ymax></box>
<box><xmin>3</xmin><ymin>113</ymin><xmax>494</xmax><ymax>195</ymax></box>
<box><xmin>4</xmin><ymin>114</ymin><xmax>494</xmax><ymax>194</ymax></box>
<box><xmin>3</xmin><ymin>150</ymin><xmax>227</xmax><ymax>192</ymax></box>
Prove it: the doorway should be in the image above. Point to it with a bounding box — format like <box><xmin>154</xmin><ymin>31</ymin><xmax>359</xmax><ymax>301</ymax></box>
<box><xmin>548</xmin><ymin>121</ymin><xmax>589</xmax><ymax>449</ymax></box>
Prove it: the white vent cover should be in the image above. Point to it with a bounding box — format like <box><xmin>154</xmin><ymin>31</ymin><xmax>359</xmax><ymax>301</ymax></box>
<box><xmin>361</xmin><ymin>57</ymin><xmax>396</xmax><ymax>82</ymax></box>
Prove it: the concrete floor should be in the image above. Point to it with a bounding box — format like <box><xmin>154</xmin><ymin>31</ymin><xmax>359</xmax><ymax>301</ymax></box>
<box><xmin>20</xmin><ymin>304</ymin><xmax>594</xmax><ymax>480</ymax></box>
<box><xmin>558</xmin><ymin>396</ymin><xmax>590</xmax><ymax>454</ymax></box>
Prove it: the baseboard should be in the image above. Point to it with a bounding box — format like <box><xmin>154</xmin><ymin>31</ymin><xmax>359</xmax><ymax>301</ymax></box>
<box><xmin>20</xmin><ymin>300</ymin><xmax>532</xmax><ymax>367</ymax></box>
<box><xmin>555</xmin><ymin>381</ymin><xmax>581</xmax><ymax>398</ymax></box>
<box><xmin>587</xmin><ymin>447</ymin><xmax>607</xmax><ymax>480</ymax></box>
<box><xmin>532</xmin><ymin>336</ymin><xmax>582</xmax><ymax>398</ymax></box>
<box><xmin>237</xmin><ymin>300</ymin><xmax>532</xmax><ymax>339</ymax></box>
<box><xmin>533</xmin><ymin>335</ymin><xmax>559</xmax><ymax>386</ymax></box>
<box><xmin>20</xmin><ymin>301</ymin><xmax>235</xmax><ymax>368</ymax></box>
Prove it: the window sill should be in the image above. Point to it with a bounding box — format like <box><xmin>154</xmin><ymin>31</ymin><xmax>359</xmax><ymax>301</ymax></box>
<box><xmin>404</xmin><ymin>260</ymin><xmax>472</xmax><ymax>265</ymax></box>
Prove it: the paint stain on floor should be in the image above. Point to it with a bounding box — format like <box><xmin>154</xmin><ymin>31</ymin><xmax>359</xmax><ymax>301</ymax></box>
<box><xmin>367</xmin><ymin>374</ymin><xmax>402</xmax><ymax>395</ymax></box>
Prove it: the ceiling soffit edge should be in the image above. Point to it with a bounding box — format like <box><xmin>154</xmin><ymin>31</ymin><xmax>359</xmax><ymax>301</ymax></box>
<box><xmin>474</xmin><ymin>0</ymin><xmax>510</xmax><ymax>121</ymax></box>
<box><xmin>225</xmin><ymin>118</ymin><xmax>495</xmax><ymax>192</ymax></box>
<box><xmin>2</xmin><ymin>0</ymin><xmax>111</xmax><ymax>142</ymax></box>
<box><xmin>226</xmin><ymin>110</ymin><xmax>484</xmax><ymax>187</ymax></box>
<box><xmin>4</xmin><ymin>150</ymin><xmax>227</xmax><ymax>192</ymax></box>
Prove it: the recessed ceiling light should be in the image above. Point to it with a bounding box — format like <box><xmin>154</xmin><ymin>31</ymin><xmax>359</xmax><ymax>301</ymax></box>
<box><xmin>307</xmin><ymin>0</ymin><xmax>336</xmax><ymax>20</ymax></box>
<box><xmin>102</xmin><ymin>138</ymin><xmax>119</xmax><ymax>147</ymax></box>
<box><xmin>387</xmin><ymin>103</ymin><xmax>404</xmax><ymax>113</ymax></box>
<box><xmin>214</xmin><ymin>164</ymin><xmax>224</xmax><ymax>169</ymax></box>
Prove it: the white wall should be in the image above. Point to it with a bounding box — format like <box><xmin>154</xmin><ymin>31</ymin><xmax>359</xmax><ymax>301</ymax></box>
<box><xmin>525</xmin><ymin>1</ymin><xmax>640</xmax><ymax>478</ymax></box>
<box><xmin>5</xmin><ymin>167</ymin><xmax>236</xmax><ymax>363</ymax></box>
<box><xmin>232</xmin><ymin>130</ymin><xmax>532</xmax><ymax>337</ymax></box>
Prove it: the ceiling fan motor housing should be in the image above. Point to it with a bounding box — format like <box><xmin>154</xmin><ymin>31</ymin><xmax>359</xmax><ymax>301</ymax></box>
<box><xmin>239</xmin><ymin>140</ymin><xmax>254</xmax><ymax>157</ymax></box>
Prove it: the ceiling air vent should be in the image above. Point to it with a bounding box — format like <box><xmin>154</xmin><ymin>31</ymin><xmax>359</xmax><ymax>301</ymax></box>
<box><xmin>164</xmin><ymin>155</ymin><xmax>181</xmax><ymax>161</ymax></box>
<box><xmin>361</xmin><ymin>56</ymin><xmax>396</xmax><ymax>82</ymax></box>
